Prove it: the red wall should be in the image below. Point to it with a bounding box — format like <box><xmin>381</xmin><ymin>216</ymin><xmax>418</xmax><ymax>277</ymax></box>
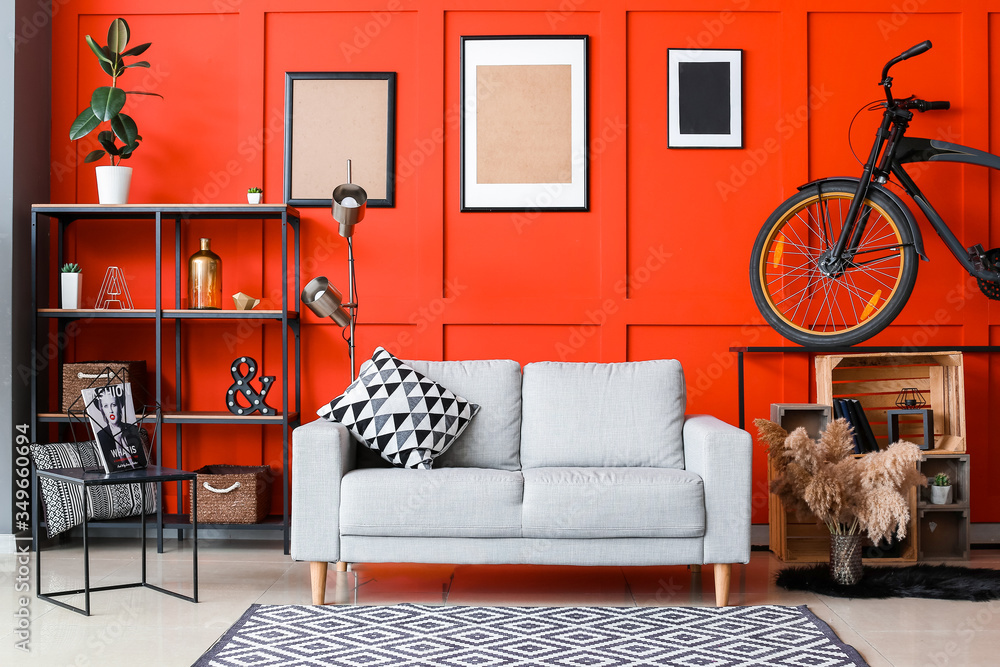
<box><xmin>49</xmin><ymin>1</ymin><xmax>1000</xmax><ymax>525</ymax></box>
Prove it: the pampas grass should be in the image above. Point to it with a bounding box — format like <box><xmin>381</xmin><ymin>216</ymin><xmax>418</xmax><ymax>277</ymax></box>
<box><xmin>754</xmin><ymin>417</ymin><xmax>926</xmax><ymax>543</ymax></box>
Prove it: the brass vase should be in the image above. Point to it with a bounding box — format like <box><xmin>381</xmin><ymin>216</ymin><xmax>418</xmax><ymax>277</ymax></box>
<box><xmin>188</xmin><ymin>237</ymin><xmax>222</xmax><ymax>309</ymax></box>
<box><xmin>829</xmin><ymin>533</ymin><xmax>863</xmax><ymax>585</ymax></box>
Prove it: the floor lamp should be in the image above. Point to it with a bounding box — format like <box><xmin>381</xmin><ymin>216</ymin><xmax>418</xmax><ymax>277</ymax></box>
<box><xmin>301</xmin><ymin>160</ymin><xmax>367</xmax><ymax>380</ymax></box>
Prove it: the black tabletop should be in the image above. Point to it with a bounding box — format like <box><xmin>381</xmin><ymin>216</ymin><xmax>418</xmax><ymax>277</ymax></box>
<box><xmin>36</xmin><ymin>465</ymin><xmax>196</xmax><ymax>485</ymax></box>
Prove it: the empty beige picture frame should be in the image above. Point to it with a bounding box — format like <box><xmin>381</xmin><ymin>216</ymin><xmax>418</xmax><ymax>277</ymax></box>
<box><xmin>284</xmin><ymin>72</ymin><xmax>396</xmax><ymax>207</ymax></box>
<box><xmin>461</xmin><ymin>36</ymin><xmax>589</xmax><ymax>212</ymax></box>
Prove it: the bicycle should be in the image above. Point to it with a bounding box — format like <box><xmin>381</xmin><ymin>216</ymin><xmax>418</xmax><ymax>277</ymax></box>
<box><xmin>749</xmin><ymin>40</ymin><xmax>1000</xmax><ymax>347</ymax></box>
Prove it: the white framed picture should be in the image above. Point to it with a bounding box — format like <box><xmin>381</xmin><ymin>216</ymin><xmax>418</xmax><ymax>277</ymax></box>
<box><xmin>461</xmin><ymin>35</ymin><xmax>589</xmax><ymax>212</ymax></box>
<box><xmin>668</xmin><ymin>49</ymin><xmax>743</xmax><ymax>149</ymax></box>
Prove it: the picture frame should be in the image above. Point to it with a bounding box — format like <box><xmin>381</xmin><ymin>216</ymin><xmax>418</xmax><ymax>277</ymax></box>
<box><xmin>284</xmin><ymin>72</ymin><xmax>396</xmax><ymax>208</ymax></box>
<box><xmin>667</xmin><ymin>49</ymin><xmax>743</xmax><ymax>149</ymax></box>
<box><xmin>461</xmin><ymin>35</ymin><xmax>589</xmax><ymax>212</ymax></box>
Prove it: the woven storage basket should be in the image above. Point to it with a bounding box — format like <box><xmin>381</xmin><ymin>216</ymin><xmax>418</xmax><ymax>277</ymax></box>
<box><xmin>61</xmin><ymin>361</ymin><xmax>148</xmax><ymax>413</ymax></box>
<box><xmin>190</xmin><ymin>465</ymin><xmax>272</xmax><ymax>524</ymax></box>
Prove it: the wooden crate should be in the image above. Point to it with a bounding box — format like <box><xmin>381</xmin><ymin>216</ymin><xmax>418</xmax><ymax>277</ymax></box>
<box><xmin>815</xmin><ymin>351</ymin><xmax>966</xmax><ymax>453</ymax></box>
<box><xmin>767</xmin><ymin>401</ymin><xmax>917</xmax><ymax>563</ymax></box>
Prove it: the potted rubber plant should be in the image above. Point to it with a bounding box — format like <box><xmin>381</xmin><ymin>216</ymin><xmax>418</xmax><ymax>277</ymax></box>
<box><xmin>69</xmin><ymin>18</ymin><xmax>161</xmax><ymax>204</ymax></box>
<box><xmin>929</xmin><ymin>472</ymin><xmax>952</xmax><ymax>505</ymax></box>
<box><xmin>60</xmin><ymin>263</ymin><xmax>82</xmax><ymax>309</ymax></box>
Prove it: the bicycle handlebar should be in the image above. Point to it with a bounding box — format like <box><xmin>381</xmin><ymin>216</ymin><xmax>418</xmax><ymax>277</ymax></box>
<box><xmin>881</xmin><ymin>40</ymin><xmax>934</xmax><ymax>106</ymax></box>
<box><xmin>898</xmin><ymin>40</ymin><xmax>932</xmax><ymax>61</ymax></box>
<box><xmin>898</xmin><ymin>96</ymin><xmax>950</xmax><ymax>112</ymax></box>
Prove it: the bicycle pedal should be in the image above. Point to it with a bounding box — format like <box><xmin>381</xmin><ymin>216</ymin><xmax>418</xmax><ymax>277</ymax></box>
<box><xmin>968</xmin><ymin>244</ymin><xmax>988</xmax><ymax>271</ymax></box>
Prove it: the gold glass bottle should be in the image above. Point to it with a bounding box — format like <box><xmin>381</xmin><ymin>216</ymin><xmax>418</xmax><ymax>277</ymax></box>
<box><xmin>188</xmin><ymin>237</ymin><xmax>222</xmax><ymax>309</ymax></box>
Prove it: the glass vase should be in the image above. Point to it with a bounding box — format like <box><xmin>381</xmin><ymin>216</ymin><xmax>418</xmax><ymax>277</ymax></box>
<box><xmin>188</xmin><ymin>237</ymin><xmax>222</xmax><ymax>309</ymax></box>
<box><xmin>829</xmin><ymin>533</ymin><xmax>863</xmax><ymax>585</ymax></box>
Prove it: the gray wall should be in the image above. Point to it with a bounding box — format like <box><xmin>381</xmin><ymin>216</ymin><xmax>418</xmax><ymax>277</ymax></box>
<box><xmin>1</xmin><ymin>0</ymin><xmax>51</xmax><ymax>541</ymax></box>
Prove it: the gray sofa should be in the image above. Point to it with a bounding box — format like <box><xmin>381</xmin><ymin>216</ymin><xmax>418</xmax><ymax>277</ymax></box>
<box><xmin>291</xmin><ymin>358</ymin><xmax>752</xmax><ymax>606</ymax></box>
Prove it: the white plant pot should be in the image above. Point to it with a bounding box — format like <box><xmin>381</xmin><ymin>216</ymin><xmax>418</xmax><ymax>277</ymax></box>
<box><xmin>247</xmin><ymin>192</ymin><xmax>262</xmax><ymax>204</ymax></box>
<box><xmin>96</xmin><ymin>165</ymin><xmax>133</xmax><ymax>204</ymax></box>
<box><xmin>61</xmin><ymin>273</ymin><xmax>82</xmax><ymax>309</ymax></box>
<box><xmin>929</xmin><ymin>485</ymin><xmax>952</xmax><ymax>505</ymax></box>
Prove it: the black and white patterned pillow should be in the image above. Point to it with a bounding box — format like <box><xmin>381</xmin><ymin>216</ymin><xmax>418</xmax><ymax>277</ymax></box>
<box><xmin>317</xmin><ymin>347</ymin><xmax>480</xmax><ymax>469</ymax></box>
<box><xmin>30</xmin><ymin>440</ymin><xmax>158</xmax><ymax>538</ymax></box>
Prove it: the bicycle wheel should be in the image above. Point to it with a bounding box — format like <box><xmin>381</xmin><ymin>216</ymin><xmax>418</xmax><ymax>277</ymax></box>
<box><xmin>750</xmin><ymin>184</ymin><xmax>918</xmax><ymax>347</ymax></box>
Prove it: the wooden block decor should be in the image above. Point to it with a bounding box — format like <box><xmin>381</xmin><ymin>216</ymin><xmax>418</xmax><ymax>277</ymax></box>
<box><xmin>815</xmin><ymin>352</ymin><xmax>966</xmax><ymax>453</ymax></box>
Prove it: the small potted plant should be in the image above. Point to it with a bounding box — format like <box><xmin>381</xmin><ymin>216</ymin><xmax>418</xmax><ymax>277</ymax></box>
<box><xmin>69</xmin><ymin>17</ymin><xmax>162</xmax><ymax>204</ymax></box>
<box><xmin>247</xmin><ymin>187</ymin><xmax>262</xmax><ymax>204</ymax></box>
<box><xmin>929</xmin><ymin>472</ymin><xmax>952</xmax><ymax>505</ymax></box>
<box><xmin>60</xmin><ymin>263</ymin><xmax>82</xmax><ymax>309</ymax></box>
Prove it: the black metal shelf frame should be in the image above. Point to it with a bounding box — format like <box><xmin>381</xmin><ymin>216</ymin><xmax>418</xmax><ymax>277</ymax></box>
<box><xmin>730</xmin><ymin>344</ymin><xmax>1000</xmax><ymax>430</ymax></box>
<box><xmin>31</xmin><ymin>204</ymin><xmax>301</xmax><ymax>554</ymax></box>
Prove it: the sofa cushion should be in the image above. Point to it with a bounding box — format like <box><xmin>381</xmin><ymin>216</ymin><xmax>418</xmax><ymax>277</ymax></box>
<box><xmin>520</xmin><ymin>360</ymin><xmax>687</xmax><ymax>469</ymax></box>
<box><xmin>521</xmin><ymin>467</ymin><xmax>705</xmax><ymax>539</ymax></box>
<box><xmin>318</xmin><ymin>347</ymin><xmax>480</xmax><ymax>469</ymax></box>
<box><xmin>340</xmin><ymin>468</ymin><xmax>524</xmax><ymax>538</ymax></box>
<box><xmin>404</xmin><ymin>358</ymin><xmax>522</xmax><ymax>470</ymax></box>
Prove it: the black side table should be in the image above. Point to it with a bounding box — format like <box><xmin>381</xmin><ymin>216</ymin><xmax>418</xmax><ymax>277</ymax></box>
<box><xmin>34</xmin><ymin>465</ymin><xmax>198</xmax><ymax>616</ymax></box>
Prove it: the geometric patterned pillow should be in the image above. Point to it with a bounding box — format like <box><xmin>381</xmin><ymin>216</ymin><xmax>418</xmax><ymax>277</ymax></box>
<box><xmin>317</xmin><ymin>347</ymin><xmax>480</xmax><ymax>470</ymax></box>
<box><xmin>30</xmin><ymin>440</ymin><xmax>158</xmax><ymax>539</ymax></box>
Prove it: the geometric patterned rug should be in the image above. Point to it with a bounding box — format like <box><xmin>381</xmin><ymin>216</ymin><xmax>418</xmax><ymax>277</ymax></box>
<box><xmin>194</xmin><ymin>603</ymin><xmax>869</xmax><ymax>666</ymax></box>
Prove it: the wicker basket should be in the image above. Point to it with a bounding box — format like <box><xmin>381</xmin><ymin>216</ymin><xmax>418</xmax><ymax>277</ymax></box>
<box><xmin>61</xmin><ymin>361</ymin><xmax>148</xmax><ymax>413</ymax></box>
<box><xmin>190</xmin><ymin>465</ymin><xmax>272</xmax><ymax>524</ymax></box>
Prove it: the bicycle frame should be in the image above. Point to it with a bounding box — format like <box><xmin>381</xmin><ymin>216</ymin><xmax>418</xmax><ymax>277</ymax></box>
<box><xmin>892</xmin><ymin>138</ymin><xmax>1000</xmax><ymax>281</ymax></box>
<box><xmin>827</xmin><ymin>113</ymin><xmax>1000</xmax><ymax>282</ymax></box>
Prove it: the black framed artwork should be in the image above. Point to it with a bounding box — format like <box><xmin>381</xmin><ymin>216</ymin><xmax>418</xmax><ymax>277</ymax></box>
<box><xmin>461</xmin><ymin>35</ymin><xmax>589</xmax><ymax>212</ymax></box>
<box><xmin>284</xmin><ymin>72</ymin><xmax>396</xmax><ymax>208</ymax></box>
<box><xmin>667</xmin><ymin>49</ymin><xmax>743</xmax><ymax>149</ymax></box>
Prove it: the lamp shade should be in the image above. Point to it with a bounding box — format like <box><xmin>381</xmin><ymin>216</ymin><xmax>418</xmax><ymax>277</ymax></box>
<box><xmin>332</xmin><ymin>183</ymin><xmax>367</xmax><ymax>238</ymax></box>
<box><xmin>301</xmin><ymin>276</ymin><xmax>352</xmax><ymax>327</ymax></box>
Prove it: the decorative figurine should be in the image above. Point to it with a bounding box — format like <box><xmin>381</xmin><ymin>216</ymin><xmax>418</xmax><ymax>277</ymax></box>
<box><xmin>232</xmin><ymin>292</ymin><xmax>261</xmax><ymax>310</ymax></box>
<box><xmin>226</xmin><ymin>356</ymin><xmax>275</xmax><ymax>416</ymax></box>
<box><xmin>95</xmin><ymin>266</ymin><xmax>134</xmax><ymax>310</ymax></box>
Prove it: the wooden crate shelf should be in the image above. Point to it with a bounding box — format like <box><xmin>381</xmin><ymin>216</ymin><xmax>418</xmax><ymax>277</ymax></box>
<box><xmin>767</xmin><ymin>402</ymin><xmax>918</xmax><ymax>564</ymax></box>
<box><xmin>815</xmin><ymin>351</ymin><xmax>966</xmax><ymax>453</ymax></box>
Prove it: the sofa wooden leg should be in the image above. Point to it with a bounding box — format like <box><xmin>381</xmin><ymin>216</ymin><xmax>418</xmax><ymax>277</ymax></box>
<box><xmin>336</xmin><ymin>561</ymin><xmax>348</xmax><ymax>572</ymax></box>
<box><xmin>714</xmin><ymin>563</ymin><xmax>731</xmax><ymax>607</ymax></box>
<box><xmin>689</xmin><ymin>564</ymin><xmax>702</xmax><ymax>573</ymax></box>
<box><xmin>311</xmin><ymin>561</ymin><xmax>328</xmax><ymax>605</ymax></box>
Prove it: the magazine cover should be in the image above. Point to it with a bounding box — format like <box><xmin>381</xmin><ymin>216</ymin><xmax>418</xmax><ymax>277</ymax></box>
<box><xmin>82</xmin><ymin>382</ymin><xmax>149</xmax><ymax>473</ymax></box>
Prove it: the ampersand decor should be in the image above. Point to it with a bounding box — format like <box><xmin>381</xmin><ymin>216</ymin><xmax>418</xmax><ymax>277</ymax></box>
<box><xmin>226</xmin><ymin>356</ymin><xmax>275</xmax><ymax>416</ymax></box>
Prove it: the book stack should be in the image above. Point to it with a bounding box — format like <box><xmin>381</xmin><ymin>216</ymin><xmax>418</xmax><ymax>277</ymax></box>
<box><xmin>833</xmin><ymin>398</ymin><xmax>881</xmax><ymax>454</ymax></box>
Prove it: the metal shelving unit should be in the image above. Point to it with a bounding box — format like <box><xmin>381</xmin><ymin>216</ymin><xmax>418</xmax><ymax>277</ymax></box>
<box><xmin>31</xmin><ymin>204</ymin><xmax>301</xmax><ymax>554</ymax></box>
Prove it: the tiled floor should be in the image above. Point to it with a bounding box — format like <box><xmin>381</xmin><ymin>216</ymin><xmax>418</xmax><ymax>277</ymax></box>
<box><xmin>1</xmin><ymin>538</ymin><xmax>998</xmax><ymax>665</ymax></box>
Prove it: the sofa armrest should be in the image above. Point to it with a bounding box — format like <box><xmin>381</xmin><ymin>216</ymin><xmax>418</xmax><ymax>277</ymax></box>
<box><xmin>290</xmin><ymin>419</ymin><xmax>356</xmax><ymax>562</ymax></box>
<box><xmin>683</xmin><ymin>414</ymin><xmax>752</xmax><ymax>565</ymax></box>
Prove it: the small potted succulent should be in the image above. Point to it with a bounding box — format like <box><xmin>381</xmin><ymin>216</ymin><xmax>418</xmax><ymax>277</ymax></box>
<box><xmin>929</xmin><ymin>472</ymin><xmax>952</xmax><ymax>505</ymax></box>
<box><xmin>60</xmin><ymin>263</ymin><xmax>82</xmax><ymax>309</ymax></box>
<box><xmin>247</xmin><ymin>187</ymin><xmax>263</xmax><ymax>204</ymax></box>
<box><xmin>69</xmin><ymin>17</ymin><xmax>162</xmax><ymax>204</ymax></box>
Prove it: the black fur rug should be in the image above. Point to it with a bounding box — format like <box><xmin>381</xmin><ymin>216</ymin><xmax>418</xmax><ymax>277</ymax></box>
<box><xmin>776</xmin><ymin>564</ymin><xmax>1000</xmax><ymax>600</ymax></box>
